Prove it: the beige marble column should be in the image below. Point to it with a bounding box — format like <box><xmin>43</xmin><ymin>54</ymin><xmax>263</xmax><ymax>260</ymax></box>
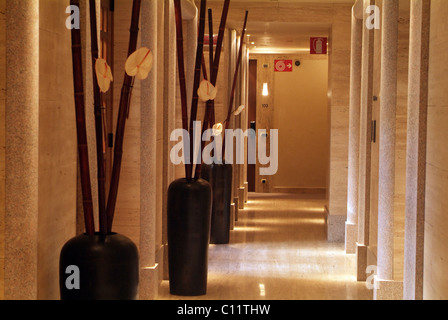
<box><xmin>237</xmin><ymin>41</ymin><xmax>248</xmax><ymax>210</ymax></box>
<box><xmin>403</xmin><ymin>0</ymin><xmax>430</xmax><ymax>301</ymax></box>
<box><xmin>238</xmin><ymin>47</ymin><xmax>245</xmax><ymax>210</ymax></box>
<box><xmin>243</xmin><ymin>44</ymin><xmax>249</xmax><ymax>204</ymax></box>
<box><xmin>139</xmin><ymin>0</ymin><xmax>159</xmax><ymax>300</ymax></box>
<box><xmin>5</xmin><ymin>0</ymin><xmax>39</xmax><ymax>300</ymax></box>
<box><xmin>346</xmin><ymin>1</ymin><xmax>363</xmax><ymax>255</ymax></box>
<box><xmin>356</xmin><ymin>0</ymin><xmax>374</xmax><ymax>281</ymax></box>
<box><xmin>0</xmin><ymin>0</ymin><xmax>5</xmax><ymax>301</ymax></box>
<box><xmin>162</xmin><ymin>0</ymin><xmax>177</xmax><ymax>280</ymax></box>
<box><xmin>229</xmin><ymin>29</ymin><xmax>239</xmax><ymax>216</ymax></box>
<box><xmin>375</xmin><ymin>0</ymin><xmax>403</xmax><ymax>300</ymax></box>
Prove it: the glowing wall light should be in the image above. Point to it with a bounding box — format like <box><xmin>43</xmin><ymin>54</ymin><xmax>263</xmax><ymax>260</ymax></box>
<box><xmin>262</xmin><ymin>82</ymin><xmax>269</xmax><ymax>96</ymax></box>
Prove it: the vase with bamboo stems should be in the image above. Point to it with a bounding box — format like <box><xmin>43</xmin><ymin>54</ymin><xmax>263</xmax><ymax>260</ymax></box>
<box><xmin>200</xmin><ymin>162</ymin><xmax>232</xmax><ymax>244</ymax></box>
<box><xmin>167</xmin><ymin>0</ymin><xmax>231</xmax><ymax>296</ymax></box>
<box><xmin>60</xmin><ymin>0</ymin><xmax>152</xmax><ymax>300</ymax></box>
<box><xmin>59</xmin><ymin>232</ymin><xmax>139</xmax><ymax>300</ymax></box>
<box><xmin>200</xmin><ymin>11</ymin><xmax>249</xmax><ymax>245</ymax></box>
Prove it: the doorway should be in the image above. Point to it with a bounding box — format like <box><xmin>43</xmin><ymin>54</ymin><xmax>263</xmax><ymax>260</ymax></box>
<box><xmin>272</xmin><ymin>56</ymin><xmax>329</xmax><ymax>194</ymax></box>
<box><xmin>247</xmin><ymin>59</ymin><xmax>257</xmax><ymax>192</ymax></box>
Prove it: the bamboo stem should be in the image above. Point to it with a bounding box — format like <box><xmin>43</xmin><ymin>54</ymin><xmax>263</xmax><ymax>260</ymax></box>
<box><xmin>196</xmin><ymin>58</ymin><xmax>212</xmax><ymax>180</ymax></box>
<box><xmin>201</xmin><ymin>53</ymin><xmax>208</xmax><ymax>80</ymax></box>
<box><xmin>89</xmin><ymin>0</ymin><xmax>107</xmax><ymax>235</ymax></box>
<box><xmin>173</xmin><ymin>0</ymin><xmax>192</xmax><ymax>180</ymax></box>
<box><xmin>194</xmin><ymin>8</ymin><xmax>213</xmax><ymax>181</ymax></box>
<box><xmin>194</xmin><ymin>1</ymin><xmax>230</xmax><ymax>178</ymax></box>
<box><xmin>106</xmin><ymin>0</ymin><xmax>142</xmax><ymax>233</ymax></box>
<box><xmin>222</xmin><ymin>11</ymin><xmax>249</xmax><ymax>158</ymax></box>
<box><xmin>194</xmin><ymin>100</ymin><xmax>212</xmax><ymax>180</ymax></box>
<box><xmin>208</xmin><ymin>8</ymin><xmax>214</xmax><ymax>82</ymax></box>
<box><xmin>209</xmin><ymin>101</ymin><xmax>216</xmax><ymax>125</ymax></box>
<box><xmin>207</xmin><ymin>8</ymin><xmax>216</xmax><ymax>155</ymax></box>
<box><xmin>188</xmin><ymin>0</ymin><xmax>207</xmax><ymax>179</ymax></box>
<box><xmin>70</xmin><ymin>0</ymin><xmax>95</xmax><ymax>235</ymax></box>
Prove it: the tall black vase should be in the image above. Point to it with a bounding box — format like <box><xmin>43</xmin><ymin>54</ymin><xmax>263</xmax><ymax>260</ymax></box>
<box><xmin>59</xmin><ymin>233</ymin><xmax>139</xmax><ymax>300</ymax></box>
<box><xmin>201</xmin><ymin>164</ymin><xmax>233</xmax><ymax>244</ymax></box>
<box><xmin>167</xmin><ymin>178</ymin><xmax>212</xmax><ymax>296</ymax></box>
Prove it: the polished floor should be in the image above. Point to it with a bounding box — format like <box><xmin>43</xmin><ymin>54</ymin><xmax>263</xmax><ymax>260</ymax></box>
<box><xmin>158</xmin><ymin>193</ymin><xmax>373</xmax><ymax>300</ymax></box>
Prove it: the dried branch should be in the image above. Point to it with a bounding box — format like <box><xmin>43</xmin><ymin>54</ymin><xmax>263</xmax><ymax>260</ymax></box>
<box><xmin>89</xmin><ymin>0</ymin><xmax>107</xmax><ymax>235</ymax></box>
<box><xmin>70</xmin><ymin>0</ymin><xmax>95</xmax><ymax>235</ymax></box>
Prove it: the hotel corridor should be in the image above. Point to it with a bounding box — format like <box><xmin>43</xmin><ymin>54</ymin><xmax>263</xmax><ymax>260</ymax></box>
<box><xmin>2</xmin><ymin>0</ymin><xmax>448</xmax><ymax>302</ymax></box>
<box><xmin>159</xmin><ymin>193</ymin><xmax>373</xmax><ymax>300</ymax></box>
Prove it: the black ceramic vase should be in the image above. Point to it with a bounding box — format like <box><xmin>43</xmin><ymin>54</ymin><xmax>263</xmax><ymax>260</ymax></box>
<box><xmin>167</xmin><ymin>178</ymin><xmax>212</xmax><ymax>296</ymax></box>
<box><xmin>59</xmin><ymin>233</ymin><xmax>139</xmax><ymax>300</ymax></box>
<box><xmin>201</xmin><ymin>164</ymin><xmax>233</xmax><ymax>244</ymax></box>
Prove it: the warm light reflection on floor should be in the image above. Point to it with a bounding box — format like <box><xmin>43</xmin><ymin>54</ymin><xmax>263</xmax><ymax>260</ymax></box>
<box><xmin>236</xmin><ymin>216</ymin><xmax>325</xmax><ymax>226</ymax></box>
<box><xmin>259</xmin><ymin>284</ymin><xmax>266</xmax><ymax>297</ymax></box>
<box><xmin>158</xmin><ymin>193</ymin><xmax>373</xmax><ymax>300</ymax></box>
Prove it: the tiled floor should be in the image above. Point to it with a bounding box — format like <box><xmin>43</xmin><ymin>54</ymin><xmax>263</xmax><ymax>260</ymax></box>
<box><xmin>158</xmin><ymin>193</ymin><xmax>373</xmax><ymax>300</ymax></box>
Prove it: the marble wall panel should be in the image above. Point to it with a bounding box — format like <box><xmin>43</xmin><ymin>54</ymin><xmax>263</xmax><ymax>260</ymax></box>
<box><xmin>0</xmin><ymin>0</ymin><xmax>5</xmax><ymax>301</ymax></box>
<box><xmin>37</xmin><ymin>0</ymin><xmax>77</xmax><ymax>299</ymax></box>
<box><xmin>111</xmin><ymin>0</ymin><xmax>142</xmax><ymax>247</ymax></box>
<box><xmin>424</xmin><ymin>0</ymin><xmax>448</xmax><ymax>300</ymax></box>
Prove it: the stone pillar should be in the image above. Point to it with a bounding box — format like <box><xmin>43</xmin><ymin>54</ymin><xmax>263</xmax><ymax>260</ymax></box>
<box><xmin>0</xmin><ymin>0</ymin><xmax>5</xmax><ymax>300</ymax></box>
<box><xmin>356</xmin><ymin>0</ymin><xmax>374</xmax><ymax>281</ymax></box>
<box><xmin>242</xmin><ymin>44</ymin><xmax>249</xmax><ymax>204</ymax></box>
<box><xmin>5</xmin><ymin>0</ymin><xmax>39</xmax><ymax>300</ymax></box>
<box><xmin>237</xmin><ymin>41</ymin><xmax>247</xmax><ymax>209</ymax></box>
<box><xmin>229</xmin><ymin>29</ymin><xmax>239</xmax><ymax>215</ymax></box>
<box><xmin>375</xmin><ymin>0</ymin><xmax>402</xmax><ymax>300</ymax></box>
<box><xmin>140</xmin><ymin>0</ymin><xmax>159</xmax><ymax>300</ymax></box>
<box><xmin>403</xmin><ymin>0</ymin><xmax>430</xmax><ymax>301</ymax></box>
<box><xmin>346</xmin><ymin>1</ymin><xmax>363</xmax><ymax>255</ymax></box>
<box><xmin>162</xmin><ymin>0</ymin><xmax>177</xmax><ymax>280</ymax></box>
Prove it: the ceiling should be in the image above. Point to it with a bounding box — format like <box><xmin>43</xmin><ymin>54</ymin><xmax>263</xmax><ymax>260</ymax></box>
<box><xmin>244</xmin><ymin>21</ymin><xmax>331</xmax><ymax>54</ymax></box>
<box><xmin>211</xmin><ymin>0</ymin><xmax>356</xmax><ymax>54</ymax></box>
